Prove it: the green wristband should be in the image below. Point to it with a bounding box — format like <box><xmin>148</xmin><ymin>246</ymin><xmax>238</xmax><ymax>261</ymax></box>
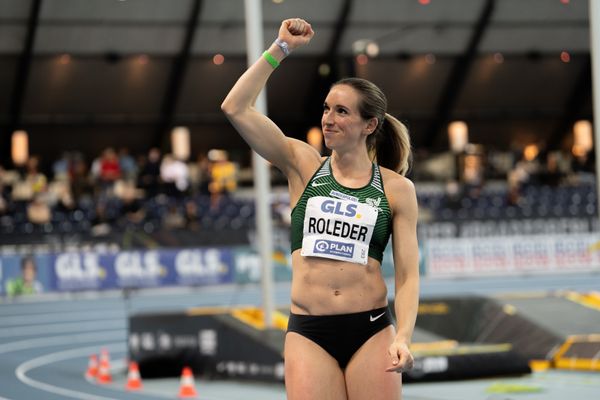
<box><xmin>262</xmin><ymin>50</ymin><xmax>280</xmax><ymax>69</ymax></box>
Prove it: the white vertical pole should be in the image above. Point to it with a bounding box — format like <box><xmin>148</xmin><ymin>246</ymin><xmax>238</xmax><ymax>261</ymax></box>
<box><xmin>591</xmin><ymin>0</ymin><xmax>600</xmax><ymax>218</ymax></box>
<box><xmin>244</xmin><ymin>0</ymin><xmax>275</xmax><ymax>327</ymax></box>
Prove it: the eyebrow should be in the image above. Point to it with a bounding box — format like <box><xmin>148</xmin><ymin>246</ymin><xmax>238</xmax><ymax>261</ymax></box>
<box><xmin>323</xmin><ymin>101</ymin><xmax>349</xmax><ymax>110</ymax></box>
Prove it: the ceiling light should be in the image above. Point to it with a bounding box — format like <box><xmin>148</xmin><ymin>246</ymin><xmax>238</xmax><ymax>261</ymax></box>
<box><xmin>352</xmin><ymin>39</ymin><xmax>368</xmax><ymax>55</ymax></box>
<box><xmin>11</xmin><ymin>130</ymin><xmax>28</xmax><ymax>166</ymax></box>
<box><xmin>59</xmin><ymin>54</ymin><xmax>71</xmax><ymax>65</ymax></box>
<box><xmin>213</xmin><ymin>54</ymin><xmax>225</xmax><ymax>65</ymax></box>
<box><xmin>356</xmin><ymin>54</ymin><xmax>368</xmax><ymax>65</ymax></box>
<box><xmin>137</xmin><ymin>54</ymin><xmax>149</xmax><ymax>65</ymax></box>
<box><xmin>365</xmin><ymin>42</ymin><xmax>379</xmax><ymax>58</ymax></box>
<box><xmin>318</xmin><ymin>63</ymin><xmax>331</xmax><ymax>77</ymax></box>
<box><xmin>448</xmin><ymin>121</ymin><xmax>468</xmax><ymax>153</ymax></box>
<box><xmin>573</xmin><ymin>120</ymin><xmax>593</xmax><ymax>152</ymax></box>
<box><xmin>353</xmin><ymin>39</ymin><xmax>379</xmax><ymax>58</ymax></box>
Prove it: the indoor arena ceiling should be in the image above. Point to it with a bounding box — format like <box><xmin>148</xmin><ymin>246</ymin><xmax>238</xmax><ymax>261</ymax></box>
<box><xmin>0</xmin><ymin>0</ymin><xmax>593</xmax><ymax>163</ymax></box>
<box><xmin>0</xmin><ymin>0</ymin><xmax>590</xmax><ymax>56</ymax></box>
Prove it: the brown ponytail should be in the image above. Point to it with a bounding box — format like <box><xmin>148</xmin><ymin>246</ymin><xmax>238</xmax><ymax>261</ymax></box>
<box><xmin>334</xmin><ymin>78</ymin><xmax>412</xmax><ymax>175</ymax></box>
<box><xmin>377</xmin><ymin>113</ymin><xmax>411</xmax><ymax>175</ymax></box>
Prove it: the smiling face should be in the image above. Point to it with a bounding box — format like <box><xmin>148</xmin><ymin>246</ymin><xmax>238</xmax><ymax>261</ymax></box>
<box><xmin>321</xmin><ymin>84</ymin><xmax>378</xmax><ymax>152</ymax></box>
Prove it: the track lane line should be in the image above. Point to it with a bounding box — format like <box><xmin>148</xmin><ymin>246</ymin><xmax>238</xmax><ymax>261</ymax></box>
<box><xmin>1</xmin><ymin>311</ymin><xmax>125</xmax><ymax>327</ymax></box>
<box><xmin>15</xmin><ymin>343</ymin><xmax>125</xmax><ymax>400</ymax></box>
<box><xmin>0</xmin><ymin>320</ymin><xmax>125</xmax><ymax>339</ymax></box>
<box><xmin>15</xmin><ymin>343</ymin><xmax>185</xmax><ymax>400</ymax></box>
<box><xmin>0</xmin><ymin>331</ymin><xmax>125</xmax><ymax>354</ymax></box>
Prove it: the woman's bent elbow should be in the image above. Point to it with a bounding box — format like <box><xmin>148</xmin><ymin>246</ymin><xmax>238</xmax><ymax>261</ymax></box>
<box><xmin>220</xmin><ymin>100</ymin><xmax>236</xmax><ymax>116</ymax></box>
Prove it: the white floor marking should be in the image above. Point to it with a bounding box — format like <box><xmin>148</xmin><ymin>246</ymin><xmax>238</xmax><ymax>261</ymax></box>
<box><xmin>15</xmin><ymin>343</ymin><xmax>124</xmax><ymax>400</ymax></box>
<box><xmin>0</xmin><ymin>331</ymin><xmax>125</xmax><ymax>354</ymax></box>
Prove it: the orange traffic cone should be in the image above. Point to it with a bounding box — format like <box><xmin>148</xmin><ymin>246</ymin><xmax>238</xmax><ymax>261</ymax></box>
<box><xmin>125</xmin><ymin>361</ymin><xmax>143</xmax><ymax>391</ymax></box>
<box><xmin>178</xmin><ymin>366</ymin><xmax>198</xmax><ymax>398</ymax></box>
<box><xmin>96</xmin><ymin>356</ymin><xmax>112</xmax><ymax>384</ymax></box>
<box><xmin>100</xmin><ymin>348</ymin><xmax>110</xmax><ymax>365</ymax></box>
<box><xmin>85</xmin><ymin>354</ymin><xmax>98</xmax><ymax>379</ymax></box>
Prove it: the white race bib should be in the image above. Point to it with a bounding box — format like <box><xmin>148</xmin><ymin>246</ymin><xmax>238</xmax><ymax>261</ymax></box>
<box><xmin>300</xmin><ymin>196</ymin><xmax>378</xmax><ymax>265</ymax></box>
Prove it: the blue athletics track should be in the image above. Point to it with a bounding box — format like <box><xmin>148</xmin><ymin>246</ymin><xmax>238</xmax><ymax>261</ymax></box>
<box><xmin>1</xmin><ymin>274</ymin><xmax>600</xmax><ymax>400</ymax></box>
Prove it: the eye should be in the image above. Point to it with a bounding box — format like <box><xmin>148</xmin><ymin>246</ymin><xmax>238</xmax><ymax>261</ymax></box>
<box><xmin>323</xmin><ymin>104</ymin><xmax>330</xmax><ymax>112</ymax></box>
<box><xmin>337</xmin><ymin>107</ymin><xmax>348</xmax><ymax>114</ymax></box>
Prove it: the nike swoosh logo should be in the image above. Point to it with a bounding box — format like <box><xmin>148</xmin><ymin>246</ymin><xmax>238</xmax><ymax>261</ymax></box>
<box><xmin>370</xmin><ymin>312</ymin><xmax>386</xmax><ymax>322</ymax></box>
<box><xmin>311</xmin><ymin>181</ymin><xmax>329</xmax><ymax>187</ymax></box>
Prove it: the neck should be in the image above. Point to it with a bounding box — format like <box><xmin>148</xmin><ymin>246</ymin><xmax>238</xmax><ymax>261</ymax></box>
<box><xmin>330</xmin><ymin>151</ymin><xmax>373</xmax><ymax>189</ymax></box>
<box><xmin>331</xmin><ymin>150</ymin><xmax>372</xmax><ymax>175</ymax></box>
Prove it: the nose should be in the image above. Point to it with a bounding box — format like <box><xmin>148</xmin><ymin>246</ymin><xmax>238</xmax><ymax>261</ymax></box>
<box><xmin>322</xmin><ymin>110</ymin><xmax>334</xmax><ymax>127</ymax></box>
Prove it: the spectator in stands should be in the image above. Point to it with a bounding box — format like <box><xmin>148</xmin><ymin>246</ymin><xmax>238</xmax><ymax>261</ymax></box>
<box><xmin>444</xmin><ymin>180</ymin><xmax>463</xmax><ymax>210</ymax></box>
<box><xmin>118</xmin><ymin>147</ymin><xmax>137</xmax><ymax>182</ymax></box>
<box><xmin>52</xmin><ymin>152</ymin><xmax>71</xmax><ymax>182</ymax></box>
<box><xmin>27</xmin><ymin>193</ymin><xmax>51</xmax><ymax>225</ymax></box>
<box><xmin>5</xmin><ymin>256</ymin><xmax>43</xmax><ymax>297</ymax></box>
<box><xmin>118</xmin><ymin>183</ymin><xmax>145</xmax><ymax>226</ymax></box>
<box><xmin>162</xmin><ymin>203</ymin><xmax>186</xmax><ymax>230</ymax></box>
<box><xmin>24</xmin><ymin>155</ymin><xmax>47</xmax><ymax>196</ymax></box>
<box><xmin>507</xmin><ymin>146</ymin><xmax>541</xmax><ymax>206</ymax></box>
<box><xmin>91</xmin><ymin>200</ymin><xmax>114</xmax><ymax>236</ymax></box>
<box><xmin>0</xmin><ymin>165</ymin><xmax>9</xmax><ymax>217</ymax></box>
<box><xmin>138</xmin><ymin>147</ymin><xmax>162</xmax><ymax>198</ymax></box>
<box><xmin>0</xmin><ymin>189</ymin><xmax>7</xmax><ymax>218</ymax></box>
<box><xmin>55</xmin><ymin>185</ymin><xmax>77</xmax><ymax>214</ymax></box>
<box><xmin>160</xmin><ymin>154</ymin><xmax>189</xmax><ymax>199</ymax></box>
<box><xmin>90</xmin><ymin>152</ymin><xmax>102</xmax><ymax>183</ymax></box>
<box><xmin>184</xmin><ymin>199</ymin><xmax>200</xmax><ymax>231</ymax></box>
<box><xmin>70</xmin><ymin>157</ymin><xmax>93</xmax><ymax>203</ymax></box>
<box><xmin>208</xmin><ymin>150</ymin><xmax>238</xmax><ymax>210</ymax></box>
<box><xmin>188</xmin><ymin>152</ymin><xmax>211</xmax><ymax>195</ymax></box>
<box><xmin>538</xmin><ymin>151</ymin><xmax>563</xmax><ymax>187</ymax></box>
<box><xmin>99</xmin><ymin>147</ymin><xmax>122</xmax><ymax>187</ymax></box>
<box><xmin>570</xmin><ymin>147</ymin><xmax>595</xmax><ymax>184</ymax></box>
<box><xmin>222</xmin><ymin>18</ymin><xmax>418</xmax><ymax>399</ymax></box>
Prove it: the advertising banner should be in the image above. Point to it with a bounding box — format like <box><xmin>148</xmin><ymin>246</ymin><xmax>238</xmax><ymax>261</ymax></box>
<box><xmin>1</xmin><ymin>248</ymin><xmax>235</xmax><ymax>296</ymax></box>
<box><xmin>0</xmin><ymin>254</ymin><xmax>53</xmax><ymax>297</ymax></box>
<box><xmin>426</xmin><ymin>233</ymin><xmax>600</xmax><ymax>277</ymax></box>
<box><xmin>3</xmin><ymin>232</ymin><xmax>592</xmax><ymax>295</ymax></box>
<box><xmin>51</xmin><ymin>249</ymin><xmax>234</xmax><ymax>291</ymax></box>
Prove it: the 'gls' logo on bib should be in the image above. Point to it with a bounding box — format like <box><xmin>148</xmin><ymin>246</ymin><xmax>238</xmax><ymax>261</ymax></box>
<box><xmin>320</xmin><ymin>199</ymin><xmax>359</xmax><ymax>218</ymax></box>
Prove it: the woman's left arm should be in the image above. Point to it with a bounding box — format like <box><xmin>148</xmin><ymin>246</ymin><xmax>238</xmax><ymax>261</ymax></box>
<box><xmin>386</xmin><ymin>176</ymin><xmax>420</xmax><ymax>372</ymax></box>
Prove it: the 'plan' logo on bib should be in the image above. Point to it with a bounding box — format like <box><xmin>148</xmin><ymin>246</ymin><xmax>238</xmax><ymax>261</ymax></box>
<box><xmin>314</xmin><ymin>239</ymin><xmax>354</xmax><ymax>259</ymax></box>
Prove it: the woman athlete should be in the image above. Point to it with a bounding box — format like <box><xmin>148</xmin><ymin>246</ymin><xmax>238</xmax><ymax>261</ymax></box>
<box><xmin>222</xmin><ymin>18</ymin><xmax>419</xmax><ymax>400</ymax></box>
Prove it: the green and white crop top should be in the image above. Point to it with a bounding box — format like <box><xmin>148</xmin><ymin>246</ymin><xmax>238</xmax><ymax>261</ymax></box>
<box><xmin>290</xmin><ymin>157</ymin><xmax>393</xmax><ymax>265</ymax></box>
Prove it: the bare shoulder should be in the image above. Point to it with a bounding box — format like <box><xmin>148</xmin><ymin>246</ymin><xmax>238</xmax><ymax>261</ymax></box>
<box><xmin>381</xmin><ymin>167</ymin><xmax>416</xmax><ymax>196</ymax></box>
<box><xmin>380</xmin><ymin>167</ymin><xmax>417</xmax><ymax>214</ymax></box>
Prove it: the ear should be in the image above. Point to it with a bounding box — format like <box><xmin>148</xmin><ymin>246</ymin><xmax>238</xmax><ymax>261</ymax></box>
<box><xmin>365</xmin><ymin>117</ymin><xmax>378</xmax><ymax>135</ymax></box>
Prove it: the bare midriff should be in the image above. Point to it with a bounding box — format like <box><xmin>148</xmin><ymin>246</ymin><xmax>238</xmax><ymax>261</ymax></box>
<box><xmin>289</xmin><ymin>249</ymin><xmax>389</xmax><ymax>315</ymax></box>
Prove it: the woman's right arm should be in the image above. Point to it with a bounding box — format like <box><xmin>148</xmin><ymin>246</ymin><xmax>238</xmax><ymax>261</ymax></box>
<box><xmin>221</xmin><ymin>19</ymin><xmax>315</xmax><ymax>176</ymax></box>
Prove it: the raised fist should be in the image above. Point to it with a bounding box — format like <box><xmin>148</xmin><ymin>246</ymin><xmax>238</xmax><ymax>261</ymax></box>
<box><xmin>278</xmin><ymin>18</ymin><xmax>314</xmax><ymax>52</ymax></box>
